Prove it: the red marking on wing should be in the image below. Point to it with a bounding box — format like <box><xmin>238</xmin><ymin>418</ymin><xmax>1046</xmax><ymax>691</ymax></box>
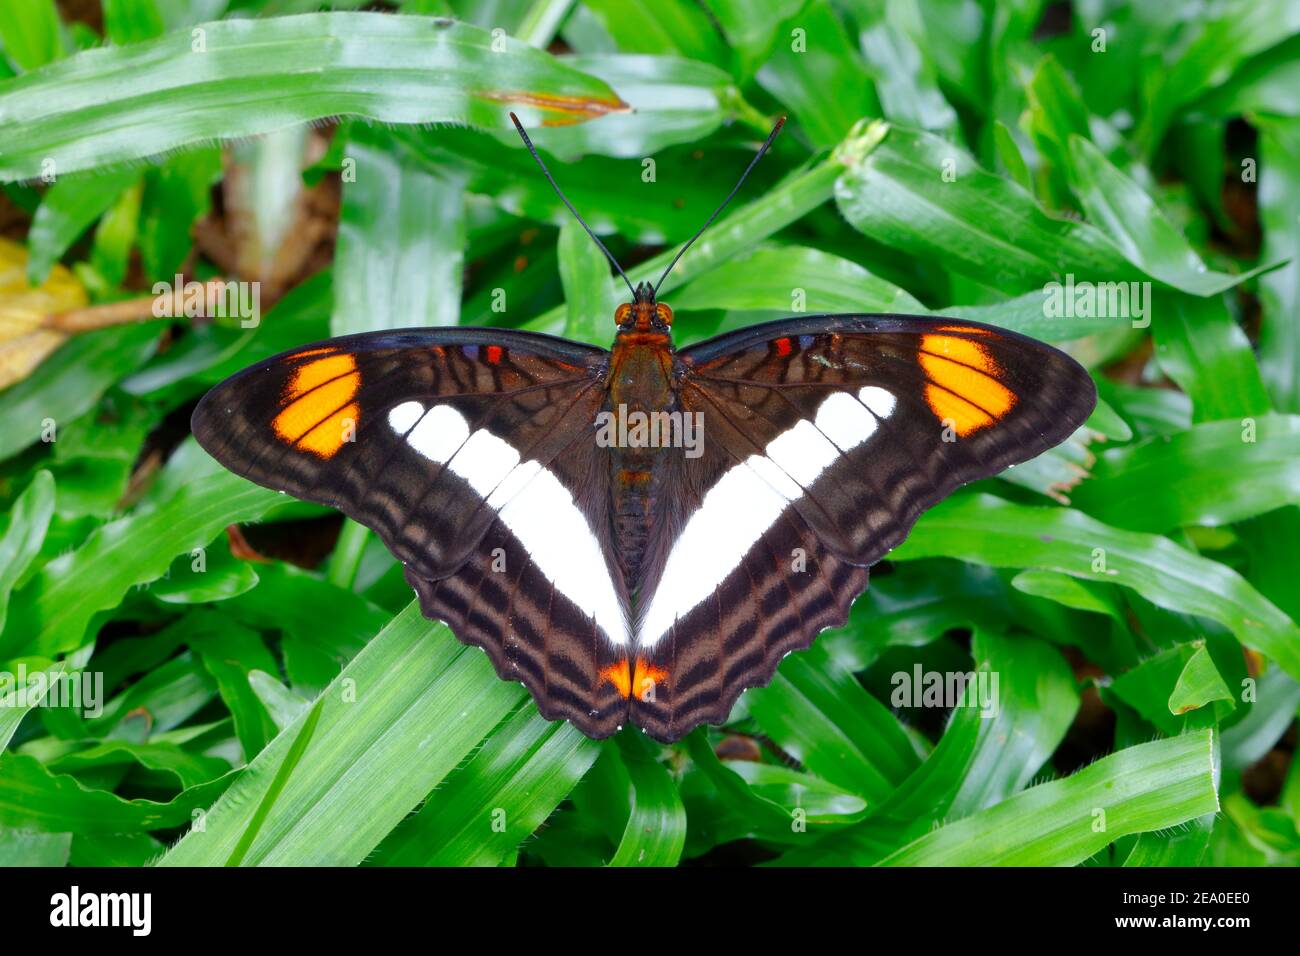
<box><xmin>486</xmin><ymin>344</ymin><xmax>503</xmax><ymax>365</ymax></box>
<box><xmin>774</xmin><ymin>337</ymin><xmax>792</xmax><ymax>357</ymax></box>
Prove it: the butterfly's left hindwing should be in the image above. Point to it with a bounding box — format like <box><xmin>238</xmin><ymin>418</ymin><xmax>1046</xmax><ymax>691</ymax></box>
<box><xmin>192</xmin><ymin>328</ymin><xmax>634</xmax><ymax>738</ymax></box>
<box><xmin>627</xmin><ymin>315</ymin><xmax>1096</xmax><ymax>741</ymax></box>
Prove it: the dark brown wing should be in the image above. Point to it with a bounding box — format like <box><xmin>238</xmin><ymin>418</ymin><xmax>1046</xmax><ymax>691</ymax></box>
<box><xmin>627</xmin><ymin>314</ymin><xmax>1096</xmax><ymax>741</ymax></box>
<box><xmin>192</xmin><ymin>327</ymin><xmax>633</xmax><ymax>738</ymax></box>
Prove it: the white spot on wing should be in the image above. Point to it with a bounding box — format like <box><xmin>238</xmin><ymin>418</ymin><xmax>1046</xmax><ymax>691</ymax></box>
<box><xmin>815</xmin><ymin>391</ymin><xmax>878</xmax><ymax>450</ymax></box>
<box><xmin>486</xmin><ymin>459</ymin><xmax>541</xmax><ymax>508</ymax></box>
<box><xmin>389</xmin><ymin>401</ymin><xmax>627</xmax><ymax>646</ymax></box>
<box><xmin>449</xmin><ymin>429</ymin><xmax>520</xmax><ymax>497</ymax></box>
<box><xmin>745</xmin><ymin>452</ymin><xmax>801</xmax><ymax>499</ymax></box>
<box><xmin>389</xmin><ymin>401</ymin><xmax>470</xmax><ymax>463</ymax></box>
<box><xmin>638</xmin><ymin>457</ymin><xmax>789</xmax><ymax>647</ymax></box>
<box><xmin>389</xmin><ymin>400</ymin><xmax>422</xmax><ymax>434</ymax></box>
<box><xmin>497</xmin><ymin>464</ymin><xmax>628</xmax><ymax>646</ymax></box>
<box><xmin>637</xmin><ymin>386</ymin><xmax>896</xmax><ymax>648</ymax></box>
<box><xmin>858</xmin><ymin>386</ymin><xmax>896</xmax><ymax>419</ymax></box>
<box><xmin>765</xmin><ymin>419</ymin><xmax>838</xmax><ymax>486</ymax></box>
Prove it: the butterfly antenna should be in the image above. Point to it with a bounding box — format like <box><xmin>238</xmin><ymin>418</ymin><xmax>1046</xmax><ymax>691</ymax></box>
<box><xmin>509</xmin><ymin>112</ymin><xmax>637</xmax><ymax>299</ymax></box>
<box><xmin>653</xmin><ymin>116</ymin><xmax>785</xmax><ymax>296</ymax></box>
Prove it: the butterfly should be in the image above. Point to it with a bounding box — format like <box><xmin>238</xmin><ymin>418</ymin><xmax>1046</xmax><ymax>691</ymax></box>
<box><xmin>192</xmin><ymin>115</ymin><xmax>1096</xmax><ymax>743</ymax></box>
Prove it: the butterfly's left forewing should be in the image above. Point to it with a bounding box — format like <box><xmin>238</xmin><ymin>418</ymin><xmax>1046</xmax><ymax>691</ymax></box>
<box><xmin>192</xmin><ymin>328</ymin><xmax>634</xmax><ymax>738</ymax></box>
<box><xmin>627</xmin><ymin>315</ymin><xmax>1096</xmax><ymax>741</ymax></box>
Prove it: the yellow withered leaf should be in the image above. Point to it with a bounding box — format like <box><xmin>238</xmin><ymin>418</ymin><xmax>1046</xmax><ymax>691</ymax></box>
<box><xmin>0</xmin><ymin>237</ymin><xmax>88</xmax><ymax>390</ymax></box>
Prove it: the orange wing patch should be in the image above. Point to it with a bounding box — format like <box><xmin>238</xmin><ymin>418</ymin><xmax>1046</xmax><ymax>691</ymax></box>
<box><xmin>272</xmin><ymin>352</ymin><xmax>360</xmax><ymax>458</ymax></box>
<box><xmin>919</xmin><ymin>333</ymin><xmax>1016</xmax><ymax>436</ymax></box>
<box><xmin>598</xmin><ymin>659</ymin><xmax>632</xmax><ymax>699</ymax></box>
<box><xmin>598</xmin><ymin>656</ymin><xmax>668</xmax><ymax>702</ymax></box>
<box><xmin>632</xmin><ymin>657</ymin><xmax>669</xmax><ymax>703</ymax></box>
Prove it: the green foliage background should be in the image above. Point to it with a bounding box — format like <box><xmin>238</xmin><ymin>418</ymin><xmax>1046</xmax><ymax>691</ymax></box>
<box><xmin>0</xmin><ymin>0</ymin><xmax>1297</xmax><ymax>867</ymax></box>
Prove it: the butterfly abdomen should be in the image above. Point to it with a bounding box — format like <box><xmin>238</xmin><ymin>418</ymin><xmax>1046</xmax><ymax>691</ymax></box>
<box><xmin>612</xmin><ymin>464</ymin><xmax>657</xmax><ymax>587</ymax></box>
<box><xmin>605</xmin><ymin>329</ymin><xmax>677</xmax><ymax>591</ymax></box>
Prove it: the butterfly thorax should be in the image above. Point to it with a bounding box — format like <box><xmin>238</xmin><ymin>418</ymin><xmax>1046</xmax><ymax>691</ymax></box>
<box><xmin>605</xmin><ymin>304</ymin><xmax>678</xmax><ymax>592</ymax></box>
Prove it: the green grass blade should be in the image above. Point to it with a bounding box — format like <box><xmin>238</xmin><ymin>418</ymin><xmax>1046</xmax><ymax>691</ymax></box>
<box><xmin>103</xmin><ymin>0</ymin><xmax>166</xmax><ymax>45</ymax></box>
<box><xmin>0</xmin><ymin>13</ymin><xmax>626</xmax><ymax>181</ymax></box>
<box><xmin>220</xmin><ymin>563</ymin><xmax>389</xmax><ymax>690</ymax></box>
<box><xmin>1122</xmin><ymin>825</ymin><xmax>1212</xmax><ymax>867</ymax></box>
<box><xmin>373</xmin><ymin>704</ymin><xmax>600</xmax><ymax>866</ymax></box>
<box><xmin>581</xmin><ymin>0</ymin><xmax>728</xmax><ymax>64</ymax></box>
<box><xmin>0</xmin><ymin>470</ymin><xmax>54</xmax><ymax>634</ymax></box>
<box><xmin>668</xmin><ymin>244</ymin><xmax>1126</xmax><ymax>345</ymax></box>
<box><xmin>0</xmin><ymin>323</ymin><xmax>161</xmax><ymax>460</ymax></box>
<box><xmin>880</xmin><ymin>731</ymin><xmax>1218</xmax><ymax>866</ymax></box>
<box><xmin>25</xmin><ymin>169</ymin><xmax>139</xmax><ymax>284</ymax></box>
<box><xmin>1135</xmin><ymin>0</ymin><xmax>1300</xmax><ymax>154</ymax></box>
<box><xmin>892</xmin><ymin>493</ymin><xmax>1300</xmax><ymax>682</ymax></box>
<box><xmin>0</xmin><ymin>661</ymin><xmax>66</xmax><ymax>752</ymax></box>
<box><xmin>1168</xmin><ymin>644</ymin><xmax>1234</xmax><ymax>717</ymax></box>
<box><xmin>0</xmin><ymin>827</ymin><xmax>70</xmax><ymax>866</ymax></box>
<box><xmin>835</xmin><ymin>125</ymin><xmax>1131</xmax><ymax>295</ymax></box>
<box><xmin>558</xmin><ymin>217</ymin><xmax>619</xmax><ymax>345</ymax></box>
<box><xmin>0</xmin><ymin>0</ymin><xmax>64</xmax><ymax>72</ymax></box>
<box><xmin>225</xmin><ymin>695</ymin><xmax>323</xmax><ymax>866</ymax></box>
<box><xmin>526</xmin><ymin>53</ymin><xmax>744</xmax><ymax>159</ymax></box>
<box><xmin>400</xmin><ymin>124</ymin><xmax>763</xmax><ymax>245</ymax></box>
<box><xmin>1257</xmin><ymin>120</ymin><xmax>1300</xmax><ymax>414</ymax></box>
<box><xmin>1148</xmin><ymin>290</ymin><xmax>1272</xmax><ymax>423</ymax></box>
<box><xmin>523</xmin><ymin>123</ymin><xmax>884</xmax><ymax>334</ymax></box>
<box><xmin>775</xmin><ymin>629</ymin><xmax>1079</xmax><ymax>864</ymax></box>
<box><xmin>1221</xmin><ymin>667</ymin><xmax>1300</xmax><ymax>771</ymax></box>
<box><xmin>944</xmin><ymin>631</ymin><xmax>1081</xmax><ymax>816</ymax></box>
<box><xmin>746</xmin><ymin>644</ymin><xmax>920</xmax><ymax>802</ymax></box>
<box><xmin>333</xmin><ymin>125</ymin><xmax>465</xmax><ymax>335</ymax></box>
<box><xmin>1067</xmin><ymin>135</ymin><xmax>1276</xmax><ymax>296</ymax></box>
<box><xmin>756</xmin><ymin>0</ymin><xmax>876</xmax><ymax>148</ymax></box>
<box><xmin>1</xmin><ymin>447</ymin><xmax>283</xmax><ymax>658</ymax></box>
<box><xmin>1074</xmin><ymin>415</ymin><xmax>1300</xmax><ymax>532</ymax></box>
<box><xmin>608</xmin><ymin>732</ymin><xmax>687</xmax><ymax>867</ymax></box>
<box><xmin>669</xmin><ymin>245</ymin><xmax>925</xmax><ymax>316</ymax></box>
<box><xmin>516</xmin><ymin>0</ymin><xmax>575</xmax><ymax>48</ymax></box>
<box><xmin>158</xmin><ymin>604</ymin><xmax>524</xmax><ymax>866</ymax></box>
<box><xmin>0</xmin><ymin>752</ymin><xmax>232</xmax><ymax>833</ymax></box>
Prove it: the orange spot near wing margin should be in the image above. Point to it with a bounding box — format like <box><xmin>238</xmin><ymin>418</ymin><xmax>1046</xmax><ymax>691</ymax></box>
<box><xmin>919</xmin><ymin>334</ymin><xmax>1016</xmax><ymax>436</ymax></box>
<box><xmin>273</xmin><ymin>352</ymin><xmax>360</xmax><ymax>458</ymax></box>
<box><xmin>599</xmin><ymin>660</ymin><xmax>631</xmax><ymax>699</ymax></box>
<box><xmin>633</xmin><ymin>657</ymin><xmax>669</xmax><ymax>703</ymax></box>
<box><xmin>598</xmin><ymin>656</ymin><xmax>668</xmax><ymax>702</ymax></box>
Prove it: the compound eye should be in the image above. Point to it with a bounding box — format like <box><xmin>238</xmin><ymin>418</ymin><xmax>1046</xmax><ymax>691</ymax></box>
<box><xmin>615</xmin><ymin>303</ymin><xmax>632</xmax><ymax>326</ymax></box>
<box><xmin>655</xmin><ymin>303</ymin><xmax>674</xmax><ymax>326</ymax></box>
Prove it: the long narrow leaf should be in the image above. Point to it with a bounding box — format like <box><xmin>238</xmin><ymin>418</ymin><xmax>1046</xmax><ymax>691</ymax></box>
<box><xmin>0</xmin><ymin>14</ymin><xmax>627</xmax><ymax>181</ymax></box>
<box><xmin>159</xmin><ymin>604</ymin><xmax>524</xmax><ymax>866</ymax></box>
<box><xmin>881</xmin><ymin>732</ymin><xmax>1218</xmax><ymax>866</ymax></box>
<box><xmin>892</xmin><ymin>494</ymin><xmax>1300</xmax><ymax>682</ymax></box>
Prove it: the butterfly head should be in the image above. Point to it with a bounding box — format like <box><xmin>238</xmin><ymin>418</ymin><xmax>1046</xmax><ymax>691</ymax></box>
<box><xmin>510</xmin><ymin>111</ymin><xmax>783</xmax><ymax>342</ymax></box>
<box><xmin>616</xmin><ymin>281</ymin><xmax>674</xmax><ymax>332</ymax></box>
